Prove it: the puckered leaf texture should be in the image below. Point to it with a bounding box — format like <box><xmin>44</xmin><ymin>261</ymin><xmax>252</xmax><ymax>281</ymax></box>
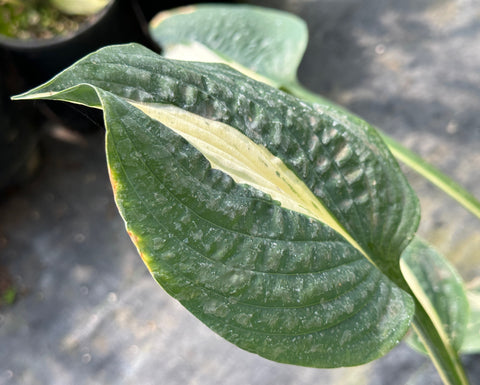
<box><xmin>14</xmin><ymin>43</ymin><xmax>421</xmax><ymax>368</ymax></box>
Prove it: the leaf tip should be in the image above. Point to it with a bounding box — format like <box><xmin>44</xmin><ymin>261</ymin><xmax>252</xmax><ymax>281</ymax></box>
<box><xmin>11</xmin><ymin>90</ymin><xmax>56</xmax><ymax>101</ymax></box>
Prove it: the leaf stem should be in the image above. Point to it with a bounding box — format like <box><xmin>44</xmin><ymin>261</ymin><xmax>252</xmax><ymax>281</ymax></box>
<box><xmin>380</xmin><ymin>135</ymin><xmax>480</xmax><ymax>220</ymax></box>
<box><xmin>411</xmin><ymin>298</ymin><xmax>469</xmax><ymax>385</ymax></box>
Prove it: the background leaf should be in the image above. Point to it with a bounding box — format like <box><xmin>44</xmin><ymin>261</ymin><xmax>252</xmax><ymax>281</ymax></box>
<box><xmin>401</xmin><ymin>238</ymin><xmax>469</xmax><ymax>353</ymax></box>
<box><xmin>149</xmin><ymin>4</ymin><xmax>307</xmax><ymax>87</ymax></box>
<box><xmin>14</xmin><ymin>43</ymin><xmax>420</xmax><ymax>368</ymax></box>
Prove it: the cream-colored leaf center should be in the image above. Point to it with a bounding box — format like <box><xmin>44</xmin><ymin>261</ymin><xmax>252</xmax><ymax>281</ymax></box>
<box><xmin>130</xmin><ymin>101</ymin><xmax>368</xmax><ymax>260</ymax></box>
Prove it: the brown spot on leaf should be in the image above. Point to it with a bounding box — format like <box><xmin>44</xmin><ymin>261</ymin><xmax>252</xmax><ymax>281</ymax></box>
<box><xmin>127</xmin><ymin>230</ymin><xmax>140</xmax><ymax>246</ymax></box>
<box><xmin>127</xmin><ymin>230</ymin><xmax>149</xmax><ymax>263</ymax></box>
<box><xmin>107</xmin><ymin>168</ymin><xmax>118</xmax><ymax>195</ymax></box>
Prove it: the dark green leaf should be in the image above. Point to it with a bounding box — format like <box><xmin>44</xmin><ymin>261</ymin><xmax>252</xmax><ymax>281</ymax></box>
<box><xmin>14</xmin><ymin>43</ymin><xmax>420</xmax><ymax>368</ymax></box>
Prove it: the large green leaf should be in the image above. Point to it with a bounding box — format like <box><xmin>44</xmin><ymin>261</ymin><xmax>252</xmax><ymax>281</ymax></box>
<box><xmin>149</xmin><ymin>4</ymin><xmax>480</xmax><ymax>221</ymax></box>
<box><xmin>14</xmin><ymin>43</ymin><xmax>420</xmax><ymax>368</ymax></box>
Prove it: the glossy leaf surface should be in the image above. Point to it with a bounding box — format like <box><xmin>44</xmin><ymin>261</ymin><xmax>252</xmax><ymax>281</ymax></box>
<box><xmin>14</xmin><ymin>43</ymin><xmax>420</xmax><ymax>368</ymax></box>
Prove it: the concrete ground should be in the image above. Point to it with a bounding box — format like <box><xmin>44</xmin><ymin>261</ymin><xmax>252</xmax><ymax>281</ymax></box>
<box><xmin>1</xmin><ymin>0</ymin><xmax>479</xmax><ymax>384</ymax></box>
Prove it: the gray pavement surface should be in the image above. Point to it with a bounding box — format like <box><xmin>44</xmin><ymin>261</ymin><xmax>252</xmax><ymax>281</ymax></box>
<box><xmin>1</xmin><ymin>0</ymin><xmax>480</xmax><ymax>384</ymax></box>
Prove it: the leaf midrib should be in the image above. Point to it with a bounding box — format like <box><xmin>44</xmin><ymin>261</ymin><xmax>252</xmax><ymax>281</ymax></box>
<box><xmin>107</xmin><ymin>97</ymin><xmax>367</xmax><ymax>280</ymax></box>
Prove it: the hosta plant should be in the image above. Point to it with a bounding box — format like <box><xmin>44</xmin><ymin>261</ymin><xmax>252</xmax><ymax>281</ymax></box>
<box><xmin>13</xmin><ymin>4</ymin><xmax>479</xmax><ymax>385</ymax></box>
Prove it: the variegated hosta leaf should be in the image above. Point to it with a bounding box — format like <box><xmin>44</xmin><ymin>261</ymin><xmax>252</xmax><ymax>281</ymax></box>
<box><xmin>400</xmin><ymin>238</ymin><xmax>469</xmax><ymax>354</ymax></box>
<box><xmin>149</xmin><ymin>4</ymin><xmax>308</xmax><ymax>87</ymax></box>
<box><xmin>14</xmin><ymin>43</ymin><xmax>420</xmax><ymax>368</ymax></box>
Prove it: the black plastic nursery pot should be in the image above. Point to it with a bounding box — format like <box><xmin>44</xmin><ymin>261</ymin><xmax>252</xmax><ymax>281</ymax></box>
<box><xmin>0</xmin><ymin>0</ymin><xmax>146</xmax><ymax>90</ymax></box>
<box><xmin>0</xmin><ymin>0</ymin><xmax>133</xmax><ymax>192</ymax></box>
<box><xmin>0</xmin><ymin>0</ymin><xmax>151</xmax><ymax>132</ymax></box>
<box><xmin>0</xmin><ymin>0</ymin><xmax>223</xmax><ymax>91</ymax></box>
